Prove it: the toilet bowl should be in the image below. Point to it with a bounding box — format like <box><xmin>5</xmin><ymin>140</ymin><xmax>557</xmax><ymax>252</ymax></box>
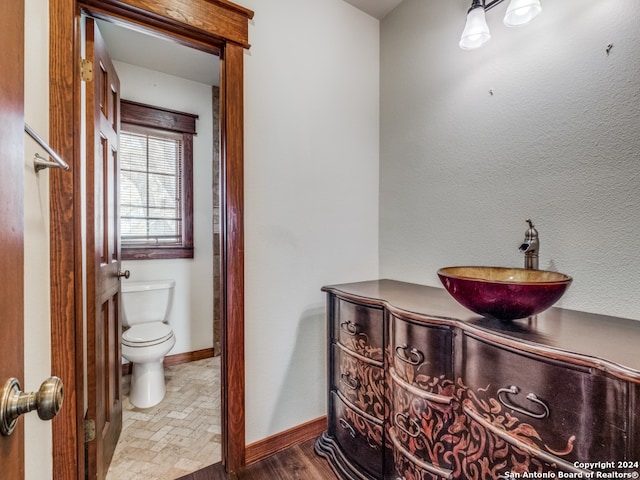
<box><xmin>121</xmin><ymin>280</ymin><xmax>176</xmax><ymax>408</ymax></box>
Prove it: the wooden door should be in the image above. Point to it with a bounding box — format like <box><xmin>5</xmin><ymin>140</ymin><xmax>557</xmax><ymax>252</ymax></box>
<box><xmin>85</xmin><ymin>18</ymin><xmax>123</xmax><ymax>479</ymax></box>
<box><xmin>0</xmin><ymin>0</ymin><xmax>25</xmax><ymax>478</ymax></box>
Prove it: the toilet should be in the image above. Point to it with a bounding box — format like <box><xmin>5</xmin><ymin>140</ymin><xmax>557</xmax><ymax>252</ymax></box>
<box><xmin>121</xmin><ymin>280</ymin><xmax>176</xmax><ymax>408</ymax></box>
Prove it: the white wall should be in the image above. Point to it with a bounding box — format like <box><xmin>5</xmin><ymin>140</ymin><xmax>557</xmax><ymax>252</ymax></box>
<box><xmin>380</xmin><ymin>0</ymin><xmax>640</xmax><ymax>320</ymax></box>
<box><xmin>116</xmin><ymin>61</ymin><xmax>215</xmax><ymax>356</ymax></box>
<box><xmin>23</xmin><ymin>0</ymin><xmax>53</xmax><ymax>478</ymax></box>
<box><xmin>239</xmin><ymin>0</ymin><xmax>380</xmax><ymax>443</ymax></box>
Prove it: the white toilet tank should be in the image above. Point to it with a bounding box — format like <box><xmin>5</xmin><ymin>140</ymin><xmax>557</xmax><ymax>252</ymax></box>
<box><xmin>121</xmin><ymin>280</ymin><xmax>175</xmax><ymax>327</ymax></box>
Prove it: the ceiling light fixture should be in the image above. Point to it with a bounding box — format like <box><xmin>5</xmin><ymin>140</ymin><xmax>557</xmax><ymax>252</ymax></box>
<box><xmin>459</xmin><ymin>0</ymin><xmax>542</xmax><ymax>50</ymax></box>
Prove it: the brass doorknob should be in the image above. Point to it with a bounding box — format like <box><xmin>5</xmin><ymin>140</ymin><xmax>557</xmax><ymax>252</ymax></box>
<box><xmin>0</xmin><ymin>376</ymin><xmax>64</xmax><ymax>436</ymax></box>
<box><xmin>118</xmin><ymin>270</ymin><xmax>130</xmax><ymax>279</ymax></box>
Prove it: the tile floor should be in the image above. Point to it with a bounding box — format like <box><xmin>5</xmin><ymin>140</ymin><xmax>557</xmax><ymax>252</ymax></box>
<box><xmin>106</xmin><ymin>356</ymin><xmax>222</xmax><ymax>480</ymax></box>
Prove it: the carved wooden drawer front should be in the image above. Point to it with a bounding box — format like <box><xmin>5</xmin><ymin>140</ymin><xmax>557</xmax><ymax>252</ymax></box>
<box><xmin>461</xmin><ymin>334</ymin><xmax>628</xmax><ymax>472</ymax></box>
<box><xmin>331</xmin><ymin>391</ymin><xmax>384</xmax><ymax>479</ymax></box>
<box><xmin>390</xmin><ymin>368</ymin><xmax>457</xmax><ymax>480</ymax></box>
<box><xmin>333</xmin><ymin>343</ymin><xmax>385</xmax><ymax>420</ymax></box>
<box><xmin>391</xmin><ymin>434</ymin><xmax>451</xmax><ymax>480</ymax></box>
<box><xmin>333</xmin><ymin>298</ymin><xmax>384</xmax><ymax>362</ymax></box>
<box><xmin>317</xmin><ymin>281</ymin><xmax>640</xmax><ymax>480</ymax></box>
<box><xmin>391</xmin><ymin>315</ymin><xmax>453</xmax><ymax>390</ymax></box>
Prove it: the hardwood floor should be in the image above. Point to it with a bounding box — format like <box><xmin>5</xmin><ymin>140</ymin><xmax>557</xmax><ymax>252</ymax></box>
<box><xmin>176</xmin><ymin>439</ymin><xmax>338</xmax><ymax>480</ymax></box>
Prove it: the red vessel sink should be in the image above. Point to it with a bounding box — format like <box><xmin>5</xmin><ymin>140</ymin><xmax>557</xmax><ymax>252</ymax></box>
<box><xmin>437</xmin><ymin>266</ymin><xmax>572</xmax><ymax>321</ymax></box>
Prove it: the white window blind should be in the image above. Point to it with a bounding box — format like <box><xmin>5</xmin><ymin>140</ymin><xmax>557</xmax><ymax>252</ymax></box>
<box><xmin>120</xmin><ymin>125</ymin><xmax>184</xmax><ymax>247</ymax></box>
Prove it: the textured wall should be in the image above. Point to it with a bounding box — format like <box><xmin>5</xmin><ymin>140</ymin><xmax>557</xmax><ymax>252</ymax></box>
<box><xmin>241</xmin><ymin>0</ymin><xmax>380</xmax><ymax>444</ymax></box>
<box><xmin>380</xmin><ymin>0</ymin><xmax>640</xmax><ymax>319</ymax></box>
<box><xmin>24</xmin><ymin>0</ymin><xmax>53</xmax><ymax>477</ymax></box>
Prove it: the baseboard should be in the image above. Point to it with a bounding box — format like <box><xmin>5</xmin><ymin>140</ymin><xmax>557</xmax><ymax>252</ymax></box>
<box><xmin>121</xmin><ymin>347</ymin><xmax>215</xmax><ymax>376</ymax></box>
<box><xmin>164</xmin><ymin>347</ymin><xmax>216</xmax><ymax>367</ymax></box>
<box><xmin>245</xmin><ymin>416</ymin><xmax>327</xmax><ymax>465</ymax></box>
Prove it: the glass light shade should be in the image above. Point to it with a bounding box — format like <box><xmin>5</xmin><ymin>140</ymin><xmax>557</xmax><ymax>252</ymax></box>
<box><xmin>503</xmin><ymin>0</ymin><xmax>542</xmax><ymax>27</ymax></box>
<box><xmin>459</xmin><ymin>7</ymin><xmax>491</xmax><ymax>50</ymax></box>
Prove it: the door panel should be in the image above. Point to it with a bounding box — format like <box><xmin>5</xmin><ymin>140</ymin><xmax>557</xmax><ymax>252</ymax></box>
<box><xmin>85</xmin><ymin>18</ymin><xmax>122</xmax><ymax>479</ymax></box>
<box><xmin>0</xmin><ymin>0</ymin><xmax>25</xmax><ymax>477</ymax></box>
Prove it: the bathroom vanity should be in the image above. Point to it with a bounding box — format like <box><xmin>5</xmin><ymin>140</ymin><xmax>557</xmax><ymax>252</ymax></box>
<box><xmin>315</xmin><ymin>279</ymin><xmax>640</xmax><ymax>480</ymax></box>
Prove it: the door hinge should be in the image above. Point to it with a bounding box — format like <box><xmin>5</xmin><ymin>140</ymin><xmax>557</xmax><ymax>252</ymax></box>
<box><xmin>84</xmin><ymin>418</ymin><xmax>96</xmax><ymax>442</ymax></box>
<box><xmin>81</xmin><ymin>59</ymin><xmax>93</xmax><ymax>82</ymax></box>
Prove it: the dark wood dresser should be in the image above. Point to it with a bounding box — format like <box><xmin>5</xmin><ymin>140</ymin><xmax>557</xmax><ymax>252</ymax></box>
<box><xmin>315</xmin><ymin>279</ymin><xmax>640</xmax><ymax>480</ymax></box>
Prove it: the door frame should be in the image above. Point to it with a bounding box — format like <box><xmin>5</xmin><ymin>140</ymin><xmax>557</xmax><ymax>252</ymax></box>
<box><xmin>48</xmin><ymin>1</ymin><xmax>253</xmax><ymax>477</ymax></box>
<box><xmin>0</xmin><ymin>0</ymin><xmax>25</xmax><ymax>476</ymax></box>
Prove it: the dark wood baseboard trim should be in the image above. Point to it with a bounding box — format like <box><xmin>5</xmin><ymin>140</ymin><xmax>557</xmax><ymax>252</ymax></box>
<box><xmin>121</xmin><ymin>347</ymin><xmax>215</xmax><ymax>376</ymax></box>
<box><xmin>245</xmin><ymin>416</ymin><xmax>327</xmax><ymax>465</ymax></box>
<box><xmin>164</xmin><ymin>347</ymin><xmax>215</xmax><ymax>367</ymax></box>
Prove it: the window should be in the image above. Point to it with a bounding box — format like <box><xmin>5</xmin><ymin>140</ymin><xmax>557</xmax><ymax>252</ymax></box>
<box><xmin>119</xmin><ymin>100</ymin><xmax>197</xmax><ymax>260</ymax></box>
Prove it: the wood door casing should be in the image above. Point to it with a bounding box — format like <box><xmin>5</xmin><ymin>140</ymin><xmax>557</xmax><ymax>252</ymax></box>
<box><xmin>50</xmin><ymin>1</ymin><xmax>253</xmax><ymax>477</ymax></box>
<box><xmin>0</xmin><ymin>0</ymin><xmax>25</xmax><ymax>477</ymax></box>
<box><xmin>85</xmin><ymin>18</ymin><xmax>123</xmax><ymax>479</ymax></box>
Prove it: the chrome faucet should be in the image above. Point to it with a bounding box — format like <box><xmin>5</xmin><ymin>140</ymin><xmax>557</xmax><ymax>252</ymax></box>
<box><xmin>518</xmin><ymin>219</ymin><xmax>539</xmax><ymax>269</ymax></box>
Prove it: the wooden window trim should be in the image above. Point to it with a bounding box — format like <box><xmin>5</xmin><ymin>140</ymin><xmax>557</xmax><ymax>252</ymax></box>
<box><xmin>120</xmin><ymin>100</ymin><xmax>196</xmax><ymax>260</ymax></box>
<box><xmin>121</xmin><ymin>99</ymin><xmax>198</xmax><ymax>134</ymax></box>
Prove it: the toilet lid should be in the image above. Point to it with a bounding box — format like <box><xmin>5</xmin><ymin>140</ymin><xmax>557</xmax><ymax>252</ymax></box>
<box><xmin>122</xmin><ymin>322</ymin><xmax>173</xmax><ymax>347</ymax></box>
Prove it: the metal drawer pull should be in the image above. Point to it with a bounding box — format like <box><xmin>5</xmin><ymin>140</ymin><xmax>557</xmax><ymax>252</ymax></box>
<box><xmin>340</xmin><ymin>321</ymin><xmax>360</xmax><ymax>336</ymax></box>
<box><xmin>394</xmin><ymin>412</ymin><xmax>421</xmax><ymax>438</ymax></box>
<box><xmin>339</xmin><ymin>417</ymin><xmax>357</xmax><ymax>438</ymax></box>
<box><xmin>340</xmin><ymin>372</ymin><xmax>361</xmax><ymax>390</ymax></box>
<box><xmin>497</xmin><ymin>385</ymin><xmax>550</xmax><ymax>419</ymax></box>
<box><xmin>395</xmin><ymin>344</ymin><xmax>424</xmax><ymax>365</ymax></box>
